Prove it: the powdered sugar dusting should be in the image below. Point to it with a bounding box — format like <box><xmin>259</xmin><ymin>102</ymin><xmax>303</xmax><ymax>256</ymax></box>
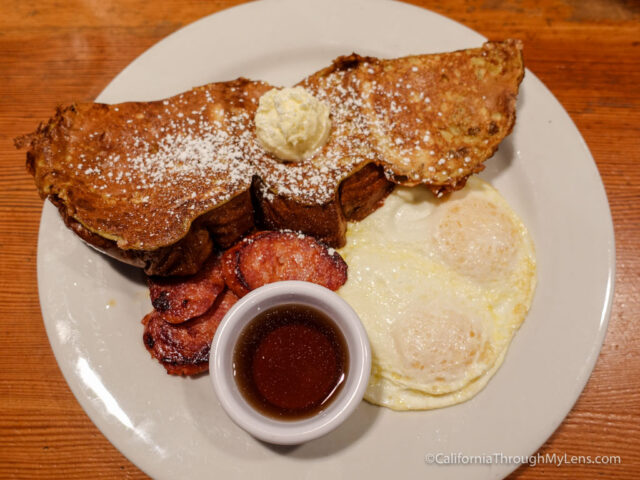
<box><xmin>253</xmin><ymin>66</ymin><xmax>380</xmax><ymax>205</ymax></box>
<box><xmin>358</xmin><ymin>42</ymin><xmax>521</xmax><ymax>190</ymax></box>
<box><xmin>63</xmin><ymin>81</ymin><xmax>268</xmax><ymax>248</ymax></box>
<box><xmin>48</xmin><ymin>42</ymin><xmax>521</xmax><ymax>248</ymax></box>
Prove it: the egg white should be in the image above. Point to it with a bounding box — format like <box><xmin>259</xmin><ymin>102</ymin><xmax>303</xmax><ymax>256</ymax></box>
<box><xmin>337</xmin><ymin>177</ymin><xmax>536</xmax><ymax>410</ymax></box>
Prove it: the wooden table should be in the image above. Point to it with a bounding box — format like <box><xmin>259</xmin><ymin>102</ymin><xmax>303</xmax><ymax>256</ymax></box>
<box><xmin>1</xmin><ymin>0</ymin><xmax>638</xmax><ymax>478</ymax></box>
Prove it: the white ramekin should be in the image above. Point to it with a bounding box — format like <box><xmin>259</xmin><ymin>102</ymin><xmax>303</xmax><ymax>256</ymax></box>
<box><xmin>209</xmin><ymin>281</ymin><xmax>371</xmax><ymax>445</ymax></box>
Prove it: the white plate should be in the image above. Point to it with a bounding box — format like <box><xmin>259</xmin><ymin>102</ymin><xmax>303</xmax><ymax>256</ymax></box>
<box><xmin>37</xmin><ymin>0</ymin><xmax>615</xmax><ymax>478</ymax></box>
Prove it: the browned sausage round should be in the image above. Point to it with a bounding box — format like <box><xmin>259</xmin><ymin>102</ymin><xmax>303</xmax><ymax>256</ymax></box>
<box><xmin>222</xmin><ymin>231</ymin><xmax>348</xmax><ymax>298</ymax></box>
<box><xmin>147</xmin><ymin>253</ymin><xmax>225</xmax><ymax>324</ymax></box>
<box><xmin>142</xmin><ymin>289</ymin><xmax>238</xmax><ymax>375</ymax></box>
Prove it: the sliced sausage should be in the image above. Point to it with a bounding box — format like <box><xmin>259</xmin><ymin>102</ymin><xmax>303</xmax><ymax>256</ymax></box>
<box><xmin>222</xmin><ymin>231</ymin><xmax>348</xmax><ymax>298</ymax></box>
<box><xmin>147</xmin><ymin>253</ymin><xmax>225</xmax><ymax>324</ymax></box>
<box><xmin>142</xmin><ymin>289</ymin><xmax>238</xmax><ymax>375</ymax></box>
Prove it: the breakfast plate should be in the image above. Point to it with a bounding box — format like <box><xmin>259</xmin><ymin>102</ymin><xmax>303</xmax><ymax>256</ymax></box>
<box><xmin>36</xmin><ymin>0</ymin><xmax>615</xmax><ymax>478</ymax></box>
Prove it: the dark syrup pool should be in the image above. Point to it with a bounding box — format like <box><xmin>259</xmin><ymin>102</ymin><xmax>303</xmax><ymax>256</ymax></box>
<box><xmin>233</xmin><ymin>303</ymin><xmax>349</xmax><ymax>420</ymax></box>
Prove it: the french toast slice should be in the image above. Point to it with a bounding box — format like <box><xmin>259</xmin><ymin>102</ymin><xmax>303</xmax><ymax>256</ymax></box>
<box><xmin>18</xmin><ymin>41</ymin><xmax>524</xmax><ymax>275</ymax></box>
<box><xmin>254</xmin><ymin>40</ymin><xmax>523</xmax><ymax>243</ymax></box>
<box><xmin>17</xmin><ymin>78</ymin><xmax>271</xmax><ymax>275</ymax></box>
<box><xmin>360</xmin><ymin>39</ymin><xmax>524</xmax><ymax>194</ymax></box>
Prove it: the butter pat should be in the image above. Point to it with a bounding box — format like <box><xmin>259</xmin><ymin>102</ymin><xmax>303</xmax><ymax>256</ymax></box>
<box><xmin>255</xmin><ymin>87</ymin><xmax>331</xmax><ymax>162</ymax></box>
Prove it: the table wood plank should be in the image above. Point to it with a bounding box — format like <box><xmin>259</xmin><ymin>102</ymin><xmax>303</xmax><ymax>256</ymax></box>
<box><xmin>1</xmin><ymin>1</ymin><xmax>638</xmax><ymax>478</ymax></box>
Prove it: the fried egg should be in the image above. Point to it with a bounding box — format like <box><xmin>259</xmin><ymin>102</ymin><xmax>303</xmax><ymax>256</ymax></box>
<box><xmin>337</xmin><ymin>177</ymin><xmax>536</xmax><ymax>410</ymax></box>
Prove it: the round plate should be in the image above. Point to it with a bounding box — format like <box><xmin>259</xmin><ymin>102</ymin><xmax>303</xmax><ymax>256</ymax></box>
<box><xmin>37</xmin><ymin>0</ymin><xmax>615</xmax><ymax>478</ymax></box>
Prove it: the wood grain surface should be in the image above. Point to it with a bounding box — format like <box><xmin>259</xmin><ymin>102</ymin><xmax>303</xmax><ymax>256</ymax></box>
<box><xmin>1</xmin><ymin>0</ymin><xmax>638</xmax><ymax>478</ymax></box>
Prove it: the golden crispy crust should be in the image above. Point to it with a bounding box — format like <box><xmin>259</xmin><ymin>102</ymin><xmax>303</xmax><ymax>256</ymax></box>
<box><xmin>252</xmin><ymin>175</ymin><xmax>348</xmax><ymax>248</ymax></box>
<box><xmin>48</xmin><ymin>194</ymin><xmax>213</xmax><ymax>276</ymax></box>
<box><xmin>20</xmin><ymin>79</ymin><xmax>267</xmax><ymax>250</ymax></box>
<box><xmin>17</xmin><ymin>41</ymin><xmax>524</xmax><ymax>275</ymax></box>
<box><xmin>339</xmin><ymin>162</ymin><xmax>395</xmax><ymax>221</ymax></box>
<box><xmin>361</xmin><ymin>39</ymin><xmax>524</xmax><ymax>195</ymax></box>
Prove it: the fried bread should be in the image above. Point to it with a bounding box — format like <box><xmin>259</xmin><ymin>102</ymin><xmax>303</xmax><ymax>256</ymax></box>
<box><xmin>17</xmin><ymin>40</ymin><xmax>524</xmax><ymax>275</ymax></box>
<box><xmin>250</xmin><ymin>40</ymin><xmax>524</xmax><ymax>244</ymax></box>
<box><xmin>362</xmin><ymin>39</ymin><xmax>524</xmax><ymax>194</ymax></box>
<box><xmin>18</xmin><ymin>79</ymin><xmax>270</xmax><ymax>275</ymax></box>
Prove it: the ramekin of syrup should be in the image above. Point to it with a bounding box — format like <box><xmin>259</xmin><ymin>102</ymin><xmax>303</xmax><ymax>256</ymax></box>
<box><xmin>209</xmin><ymin>281</ymin><xmax>371</xmax><ymax>445</ymax></box>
